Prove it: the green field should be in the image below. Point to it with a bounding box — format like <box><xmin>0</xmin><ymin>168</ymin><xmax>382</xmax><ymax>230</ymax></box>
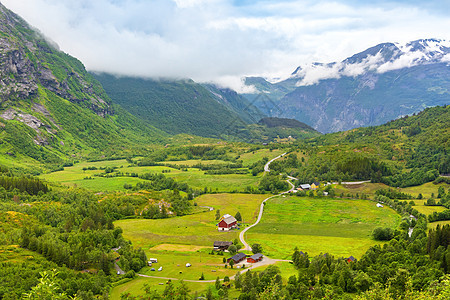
<box><xmin>399</xmin><ymin>199</ymin><xmax>447</xmax><ymax>216</ymax></box>
<box><xmin>109</xmin><ymin>276</ymin><xmax>227</xmax><ymax>300</ymax></box>
<box><xmin>114</xmin><ymin>193</ymin><xmax>266</xmax><ymax>249</ymax></box>
<box><xmin>399</xmin><ymin>182</ymin><xmax>449</xmax><ymax>199</ymax></box>
<box><xmin>40</xmin><ymin>159</ymin><xmax>261</xmax><ymax>192</ymax></box>
<box><xmin>238</xmin><ymin>149</ymin><xmax>285</xmax><ymax>166</ymax></box>
<box><xmin>111</xmin><ymin>193</ymin><xmax>269</xmax><ymax>299</ymax></box>
<box><xmin>246</xmin><ymin>196</ymin><xmax>401</xmax><ymax>259</ymax></box>
<box><xmin>428</xmin><ymin>220</ymin><xmax>450</xmax><ymax>229</ymax></box>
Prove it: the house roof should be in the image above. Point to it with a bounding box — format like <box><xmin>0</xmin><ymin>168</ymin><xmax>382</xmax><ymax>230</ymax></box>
<box><xmin>229</xmin><ymin>252</ymin><xmax>246</xmax><ymax>262</ymax></box>
<box><xmin>312</xmin><ymin>182</ymin><xmax>320</xmax><ymax>186</ymax></box>
<box><xmin>347</xmin><ymin>256</ymin><xmax>356</xmax><ymax>261</ymax></box>
<box><xmin>249</xmin><ymin>253</ymin><xmax>263</xmax><ymax>260</ymax></box>
<box><xmin>300</xmin><ymin>184</ymin><xmax>311</xmax><ymax>189</ymax></box>
<box><xmin>214</xmin><ymin>241</ymin><xmax>233</xmax><ymax>247</ymax></box>
<box><xmin>221</xmin><ymin>215</ymin><xmax>237</xmax><ymax>225</ymax></box>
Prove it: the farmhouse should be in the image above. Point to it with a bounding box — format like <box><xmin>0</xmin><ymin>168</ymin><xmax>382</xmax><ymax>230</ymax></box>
<box><xmin>218</xmin><ymin>214</ymin><xmax>237</xmax><ymax>231</ymax></box>
<box><xmin>227</xmin><ymin>252</ymin><xmax>246</xmax><ymax>264</ymax></box>
<box><xmin>299</xmin><ymin>184</ymin><xmax>311</xmax><ymax>190</ymax></box>
<box><xmin>213</xmin><ymin>241</ymin><xmax>233</xmax><ymax>251</ymax></box>
<box><xmin>247</xmin><ymin>253</ymin><xmax>263</xmax><ymax>263</ymax></box>
<box><xmin>311</xmin><ymin>182</ymin><xmax>320</xmax><ymax>190</ymax></box>
<box><xmin>346</xmin><ymin>256</ymin><xmax>356</xmax><ymax>263</ymax></box>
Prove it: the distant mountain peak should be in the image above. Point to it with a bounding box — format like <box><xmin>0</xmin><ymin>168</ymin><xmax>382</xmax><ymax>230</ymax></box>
<box><xmin>290</xmin><ymin>38</ymin><xmax>450</xmax><ymax>86</ymax></box>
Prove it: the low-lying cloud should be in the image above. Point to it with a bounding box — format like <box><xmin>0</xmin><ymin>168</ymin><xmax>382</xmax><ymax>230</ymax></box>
<box><xmin>2</xmin><ymin>0</ymin><xmax>450</xmax><ymax>92</ymax></box>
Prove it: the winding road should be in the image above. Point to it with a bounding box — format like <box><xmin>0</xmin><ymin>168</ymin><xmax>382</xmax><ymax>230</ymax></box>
<box><xmin>240</xmin><ymin>153</ymin><xmax>296</xmax><ymax>251</ymax></box>
<box><xmin>134</xmin><ymin>153</ymin><xmax>296</xmax><ymax>282</ymax></box>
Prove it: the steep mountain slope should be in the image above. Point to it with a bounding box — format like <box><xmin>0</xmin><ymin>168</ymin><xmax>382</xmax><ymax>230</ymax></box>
<box><xmin>0</xmin><ymin>3</ymin><xmax>165</xmax><ymax>170</ymax></box>
<box><xmin>93</xmin><ymin>73</ymin><xmax>261</xmax><ymax>138</ymax></box>
<box><xmin>93</xmin><ymin>73</ymin><xmax>320</xmax><ymax>142</ymax></box>
<box><xmin>202</xmin><ymin>84</ymin><xmax>265</xmax><ymax>124</ymax></box>
<box><xmin>244</xmin><ymin>39</ymin><xmax>450</xmax><ymax>133</ymax></box>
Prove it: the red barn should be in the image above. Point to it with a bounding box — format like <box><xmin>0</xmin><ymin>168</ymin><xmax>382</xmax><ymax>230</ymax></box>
<box><xmin>217</xmin><ymin>214</ymin><xmax>237</xmax><ymax>231</ymax></box>
<box><xmin>247</xmin><ymin>253</ymin><xmax>263</xmax><ymax>263</ymax></box>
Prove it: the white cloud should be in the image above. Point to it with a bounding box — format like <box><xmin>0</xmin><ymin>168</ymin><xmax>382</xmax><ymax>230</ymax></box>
<box><xmin>2</xmin><ymin>0</ymin><xmax>450</xmax><ymax>90</ymax></box>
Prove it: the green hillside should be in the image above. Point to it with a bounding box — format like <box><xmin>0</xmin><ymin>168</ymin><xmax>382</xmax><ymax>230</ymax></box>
<box><xmin>291</xmin><ymin>105</ymin><xmax>449</xmax><ymax>187</ymax></box>
<box><xmin>0</xmin><ymin>4</ymin><xmax>165</xmax><ymax>172</ymax></box>
<box><xmin>93</xmin><ymin>73</ymin><xmax>249</xmax><ymax>138</ymax></box>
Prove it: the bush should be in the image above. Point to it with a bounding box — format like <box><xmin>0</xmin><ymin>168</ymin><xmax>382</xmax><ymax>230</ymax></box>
<box><xmin>372</xmin><ymin>227</ymin><xmax>394</xmax><ymax>241</ymax></box>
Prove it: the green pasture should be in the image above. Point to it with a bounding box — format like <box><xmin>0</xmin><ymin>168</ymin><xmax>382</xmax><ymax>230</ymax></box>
<box><xmin>40</xmin><ymin>159</ymin><xmax>261</xmax><ymax>192</ymax></box>
<box><xmin>114</xmin><ymin>194</ymin><xmax>266</xmax><ymax>249</ymax></box>
<box><xmin>246</xmin><ymin>196</ymin><xmax>401</xmax><ymax>259</ymax></box>
<box><xmin>333</xmin><ymin>182</ymin><xmax>389</xmax><ymax>198</ymax></box>
<box><xmin>109</xmin><ymin>276</ymin><xmax>223</xmax><ymax>300</ymax></box>
<box><xmin>163</xmin><ymin>160</ymin><xmax>230</xmax><ymax>166</ymax></box>
<box><xmin>238</xmin><ymin>149</ymin><xmax>285</xmax><ymax>166</ymax></box>
<box><xmin>333</xmin><ymin>181</ymin><xmax>448</xmax><ymax>201</ymax></box>
<box><xmin>139</xmin><ymin>249</ymin><xmax>239</xmax><ymax>281</ymax></box>
<box><xmin>195</xmin><ymin>193</ymin><xmax>267</xmax><ymax>224</ymax></box>
<box><xmin>399</xmin><ymin>182</ymin><xmax>449</xmax><ymax>199</ymax></box>
<box><xmin>428</xmin><ymin>220</ymin><xmax>450</xmax><ymax>229</ymax></box>
<box><xmin>399</xmin><ymin>199</ymin><xmax>447</xmax><ymax>216</ymax></box>
<box><xmin>165</xmin><ymin>169</ymin><xmax>260</xmax><ymax>192</ymax></box>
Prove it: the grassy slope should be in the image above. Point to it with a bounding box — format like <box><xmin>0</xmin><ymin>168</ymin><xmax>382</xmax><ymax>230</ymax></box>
<box><xmin>93</xmin><ymin>73</ymin><xmax>247</xmax><ymax>138</ymax></box>
<box><xmin>40</xmin><ymin>159</ymin><xmax>261</xmax><ymax>192</ymax></box>
<box><xmin>114</xmin><ymin>193</ymin><xmax>266</xmax><ymax>249</ymax></box>
<box><xmin>246</xmin><ymin>196</ymin><xmax>401</xmax><ymax>259</ymax></box>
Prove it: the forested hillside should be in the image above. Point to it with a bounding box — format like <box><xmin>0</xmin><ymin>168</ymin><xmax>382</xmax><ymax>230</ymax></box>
<box><xmin>0</xmin><ymin>3</ymin><xmax>165</xmax><ymax>172</ymax></box>
<box><xmin>93</xmin><ymin>73</ymin><xmax>250</xmax><ymax>138</ymax></box>
<box><xmin>288</xmin><ymin>105</ymin><xmax>449</xmax><ymax>187</ymax></box>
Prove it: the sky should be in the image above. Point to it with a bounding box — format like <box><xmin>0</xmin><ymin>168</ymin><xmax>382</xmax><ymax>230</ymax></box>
<box><xmin>2</xmin><ymin>0</ymin><xmax>450</xmax><ymax>91</ymax></box>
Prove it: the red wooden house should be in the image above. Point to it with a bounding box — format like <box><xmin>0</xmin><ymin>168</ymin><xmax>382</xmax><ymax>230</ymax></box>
<box><xmin>217</xmin><ymin>214</ymin><xmax>237</xmax><ymax>231</ymax></box>
<box><xmin>247</xmin><ymin>253</ymin><xmax>263</xmax><ymax>263</ymax></box>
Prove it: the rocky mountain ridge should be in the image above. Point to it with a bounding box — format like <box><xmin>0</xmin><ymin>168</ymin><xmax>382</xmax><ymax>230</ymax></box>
<box><xmin>0</xmin><ymin>3</ymin><xmax>164</xmax><ymax>168</ymax></box>
<box><xmin>243</xmin><ymin>39</ymin><xmax>450</xmax><ymax>133</ymax></box>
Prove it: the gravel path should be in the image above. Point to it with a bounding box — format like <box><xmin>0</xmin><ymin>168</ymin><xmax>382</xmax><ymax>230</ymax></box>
<box><xmin>240</xmin><ymin>154</ymin><xmax>296</xmax><ymax>251</ymax></box>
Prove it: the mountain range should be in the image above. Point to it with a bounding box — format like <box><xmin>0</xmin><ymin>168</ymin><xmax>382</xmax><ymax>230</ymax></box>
<box><xmin>243</xmin><ymin>39</ymin><xmax>450</xmax><ymax>133</ymax></box>
<box><xmin>0</xmin><ymin>3</ymin><xmax>319</xmax><ymax>169</ymax></box>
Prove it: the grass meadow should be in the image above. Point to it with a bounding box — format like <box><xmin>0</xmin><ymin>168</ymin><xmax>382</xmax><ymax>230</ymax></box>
<box><xmin>111</xmin><ymin>193</ymin><xmax>268</xmax><ymax>299</ymax></box>
<box><xmin>334</xmin><ymin>182</ymin><xmax>448</xmax><ymax>200</ymax></box>
<box><xmin>40</xmin><ymin>159</ymin><xmax>261</xmax><ymax>192</ymax></box>
<box><xmin>238</xmin><ymin>149</ymin><xmax>286</xmax><ymax>166</ymax></box>
<box><xmin>246</xmin><ymin>196</ymin><xmax>401</xmax><ymax>259</ymax></box>
<box><xmin>114</xmin><ymin>193</ymin><xmax>266</xmax><ymax>249</ymax></box>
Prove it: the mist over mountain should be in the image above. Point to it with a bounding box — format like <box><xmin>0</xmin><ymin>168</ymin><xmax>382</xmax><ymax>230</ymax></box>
<box><xmin>244</xmin><ymin>39</ymin><xmax>450</xmax><ymax>133</ymax></box>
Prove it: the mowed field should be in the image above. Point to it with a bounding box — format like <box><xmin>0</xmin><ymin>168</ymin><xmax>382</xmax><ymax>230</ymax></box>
<box><xmin>40</xmin><ymin>159</ymin><xmax>261</xmax><ymax>192</ymax></box>
<box><xmin>246</xmin><ymin>196</ymin><xmax>401</xmax><ymax>259</ymax></box>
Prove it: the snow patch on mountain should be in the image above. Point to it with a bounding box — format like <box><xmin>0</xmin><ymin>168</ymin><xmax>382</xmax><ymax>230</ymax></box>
<box><xmin>292</xmin><ymin>39</ymin><xmax>450</xmax><ymax>86</ymax></box>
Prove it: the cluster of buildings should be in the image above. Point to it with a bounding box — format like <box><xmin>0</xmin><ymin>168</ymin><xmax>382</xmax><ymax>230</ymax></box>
<box><xmin>213</xmin><ymin>241</ymin><xmax>264</xmax><ymax>265</ymax></box>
